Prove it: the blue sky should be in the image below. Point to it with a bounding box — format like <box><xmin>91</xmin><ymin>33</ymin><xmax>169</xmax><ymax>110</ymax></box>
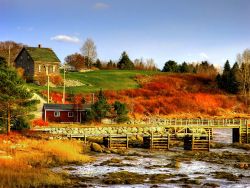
<box><xmin>1</xmin><ymin>0</ymin><xmax>250</xmax><ymax>69</ymax></box>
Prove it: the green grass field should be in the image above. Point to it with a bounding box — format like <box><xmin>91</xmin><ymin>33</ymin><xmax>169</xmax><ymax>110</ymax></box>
<box><xmin>27</xmin><ymin>70</ymin><xmax>159</xmax><ymax>94</ymax></box>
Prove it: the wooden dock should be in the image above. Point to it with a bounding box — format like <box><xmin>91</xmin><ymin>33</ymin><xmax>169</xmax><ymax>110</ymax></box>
<box><xmin>38</xmin><ymin>118</ymin><xmax>250</xmax><ymax>151</ymax></box>
<box><xmin>143</xmin><ymin>134</ymin><xmax>170</xmax><ymax>150</ymax></box>
<box><xmin>103</xmin><ymin>135</ymin><xmax>129</xmax><ymax>149</ymax></box>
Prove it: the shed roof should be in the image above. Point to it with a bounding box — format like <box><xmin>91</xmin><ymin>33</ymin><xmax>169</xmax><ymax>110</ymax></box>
<box><xmin>43</xmin><ymin>103</ymin><xmax>91</xmax><ymax>111</ymax></box>
<box><xmin>24</xmin><ymin>47</ymin><xmax>60</xmax><ymax>62</ymax></box>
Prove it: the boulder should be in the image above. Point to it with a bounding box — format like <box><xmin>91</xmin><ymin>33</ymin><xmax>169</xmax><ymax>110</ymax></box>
<box><xmin>91</xmin><ymin>143</ymin><xmax>103</xmax><ymax>153</ymax></box>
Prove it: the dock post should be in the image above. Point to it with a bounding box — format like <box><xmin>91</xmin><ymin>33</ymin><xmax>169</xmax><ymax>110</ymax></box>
<box><xmin>208</xmin><ymin>130</ymin><xmax>210</xmax><ymax>151</ymax></box>
<box><xmin>126</xmin><ymin>134</ymin><xmax>129</xmax><ymax>148</ymax></box>
<box><xmin>84</xmin><ymin>134</ymin><xmax>86</xmax><ymax>144</ymax></box>
<box><xmin>168</xmin><ymin>133</ymin><xmax>170</xmax><ymax>149</ymax></box>
<box><xmin>151</xmin><ymin>132</ymin><xmax>154</xmax><ymax>149</ymax></box>
<box><xmin>192</xmin><ymin>135</ymin><xmax>194</xmax><ymax>151</ymax></box>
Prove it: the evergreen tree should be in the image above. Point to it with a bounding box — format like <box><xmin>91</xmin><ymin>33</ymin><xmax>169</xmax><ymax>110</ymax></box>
<box><xmin>117</xmin><ymin>51</ymin><xmax>135</xmax><ymax>70</ymax></box>
<box><xmin>95</xmin><ymin>59</ymin><xmax>102</xmax><ymax>69</ymax></box>
<box><xmin>221</xmin><ymin>60</ymin><xmax>231</xmax><ymax>91</ymax></box>
<box><xmin>90</xmin><ymin>89</ymin><xmax>111</xmax><ymax>121</ymax></box>
<box><xmin>229</xmin><ymin>62</ymin><xmax>240</xmax><ymax>94</ymax></box>
<box><xmin>180</xmin><ymin>62</ymin><xmax>189</xmax><ymax>73</ymax></box>
<box><xmin>0</xmin><ymin>57</ymin><xmax>37</xmax><ymax>134</ymax></box>
<box><xmin>113</xmin><ymin>101</ymin><xmax>129</xmax><ymax>123</ymax></box>
<box><xmin>162</xmin><ymin>60</ymin><xmax>179</xmax><ymax>72</ymax></box>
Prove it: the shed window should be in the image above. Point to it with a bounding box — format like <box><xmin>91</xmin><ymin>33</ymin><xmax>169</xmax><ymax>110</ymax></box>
<box><xmin>68</xmin><ymin>112</ymin><xmax>73</xmax><ymax>117</ymax></box>
<box><xmin>54</xmin><ymin>111</ymin><xmax>60</xmax><ymax>117</ymax></box>
<box><xmin>38</xmin><ymin>65</ymin><xmax>41</xmax><ymax>72</ymax></box>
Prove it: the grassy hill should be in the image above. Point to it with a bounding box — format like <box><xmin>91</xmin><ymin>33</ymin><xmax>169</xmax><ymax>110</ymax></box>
<box><xmin>27</xmin><ymin>70</ymin><xmax>158</xmax><ymax>94</ymax></box>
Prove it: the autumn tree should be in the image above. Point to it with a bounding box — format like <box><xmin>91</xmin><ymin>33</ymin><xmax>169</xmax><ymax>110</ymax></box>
<box><xmin>117</xmin><ymin>51</ymin><xmax>134</xmax><ymax>70</ymax></box>
<box><xmin>195</xmin><ymin>61</ymin><xmax>218</xmax><ymax>77</ymax></box>
<box><xmin>237</xmin><ymin>49</ymin><xmax>250</xmax><ymax>104</ymax></box>
<box><xmin>0</xmin><ymin>57</ymin><xmax>37</xmax><ymax>134</ymax></box>
<box><xmin>0</xmin><ymin>41</ymin><xmax>24</xmax><ymax>67</ymax></box>
<box><xmin>80</xmin><ymin>38</ymin><xmax>97</xmax><ymax>68</ymax></box>
<box><xmin>64</xmin><ymin>53</ymin><xmax>86</xmax><ymax>71</ymax></box>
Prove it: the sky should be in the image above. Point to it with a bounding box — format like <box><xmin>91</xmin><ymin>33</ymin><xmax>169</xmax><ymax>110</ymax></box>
<box><xmin>1</xmin><ymin>0</ymin><xmax>250</xmax><ymax>69</ymax></box>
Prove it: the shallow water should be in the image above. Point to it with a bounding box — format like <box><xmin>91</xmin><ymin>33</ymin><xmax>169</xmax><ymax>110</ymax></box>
<box><xmin>55</xmin><ymin>148</ymin><xmax>250</xmax><ymax>188</ymax></box>
<box><xmin>54</xmin><ymin>129</ymin><xmax>250</xmax><ymax>187</ymax></box>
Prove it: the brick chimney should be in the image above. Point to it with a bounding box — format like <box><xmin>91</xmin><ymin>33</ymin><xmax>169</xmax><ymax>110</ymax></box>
<box><xmin>38</xmin><ymin>44</ymin><xmax>42</xmax><ymax>48</ymax></box>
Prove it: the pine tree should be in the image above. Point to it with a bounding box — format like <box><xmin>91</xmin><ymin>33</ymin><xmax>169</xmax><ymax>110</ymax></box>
<box><xmin>180</xmin><ymin>62</ymin><xmax>189</xmax><ymax>73</ymax></box>
<box><xmin>0</xmin><ymin>57</ymin><xmax>37</xmax><ymax>134</ymax></box>
<box><xmin>95</xmin><ymin>59</ymin><xmax>102</xmax><ymax>69</ymax></box>
<box><xmin>113</xmin><ymin>101</ymin><xmax>129</xmax><ymax>123</ymax></box>
<box><xmin>90</xmin><ymin>89</ymin><xmax>111</xmax><ymax>122</ymax></box>
<box><xmin>117</xmin><ymin>51</ymin><xmax>135</xmax><ymax>70</ymax></box>
<box><xmin>229</xmin><ymin>62</ymin><xmax>240</xmax><ymax>94</ymax></box>
<box><xmin>221</xmin><ymin>60</ymin><xmax>231</xmax><ymax>91</ymax></box>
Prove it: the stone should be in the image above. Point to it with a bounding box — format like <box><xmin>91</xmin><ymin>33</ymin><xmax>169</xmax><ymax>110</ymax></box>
<box><xmin>91</xmin><ymin>143</ymin><xmax>103</xmax><ymax>153</ymax></box>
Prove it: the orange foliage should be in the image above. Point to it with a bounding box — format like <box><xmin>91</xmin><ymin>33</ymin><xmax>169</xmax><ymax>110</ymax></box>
<box><xmin>104</xmin><ymin>74</ymin><xmax>246</xmax><ymax>116</ymax></box>
<box><xmin>32</xmin><ymin>119</ymin><xmax>48</xmax><ymax>127</ymax></box>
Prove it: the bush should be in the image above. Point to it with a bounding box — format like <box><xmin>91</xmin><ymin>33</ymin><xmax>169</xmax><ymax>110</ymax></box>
<box><xmin>32</xmin><ymin>119</ymin><xmax>48</xmax><ymax>127</ymax></box>
<box><xmin>12</xmin><ymin>117</ymin><xmax>30</xmax><ymax>130</ymax></box>
<box><xmin>50</xmin><ymin>74</ymin><xmax>63</xmax><ymax>86</ymax></box>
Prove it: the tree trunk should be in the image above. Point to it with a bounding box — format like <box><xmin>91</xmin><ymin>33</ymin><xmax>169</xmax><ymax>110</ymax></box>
<box><xmin>7</xmin><ymin>103</ymin><xmax>11</xmax><ymax>135</ymax></box>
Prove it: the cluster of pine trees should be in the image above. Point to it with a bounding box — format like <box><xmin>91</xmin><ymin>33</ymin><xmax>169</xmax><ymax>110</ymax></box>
<box><xmin>162</xmin><ymin>60</ymin><xmax>217</xmax><ymax>77</ymax></box>
<box><xmin>86</xmin><ymin>90</ymin><xmax>129</xmax><ymax>123</ymax></box>
<box><xmin>216</xmin><ymin>60</ymin><xmax>240</xmax><ymax>94</ymax></box>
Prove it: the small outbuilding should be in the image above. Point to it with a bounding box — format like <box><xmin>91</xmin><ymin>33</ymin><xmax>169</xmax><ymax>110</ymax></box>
<box><xmin>42</xmin><ymin>104</ymin><xmax>91</xmax><ymax>123</ymax></box>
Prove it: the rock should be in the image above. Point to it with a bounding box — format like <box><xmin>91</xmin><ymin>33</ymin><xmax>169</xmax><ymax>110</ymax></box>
<box><xmin>91</xmin><ymin>143</ymin><xmax>103</xmax><ymax>153</ymax></box>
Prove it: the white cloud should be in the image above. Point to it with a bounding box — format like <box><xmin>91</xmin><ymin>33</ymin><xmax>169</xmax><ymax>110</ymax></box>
<box><xmin>199</xmin><ymin>52</ymin><xmax>209</xmax><ymax>59</ymax></box>
<box><xmin>50</xmin><ymin>35</ymin><xmax>80</xmax><ymax>43</ymax></box>
<box><xmin>94</xmin><ymin>2</ymin><xmax>110</xmax><ymax>10</ymax></box>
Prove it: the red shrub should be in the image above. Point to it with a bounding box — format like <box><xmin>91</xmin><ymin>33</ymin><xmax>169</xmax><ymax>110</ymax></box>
<box><xmin>32</xmin><ymin>119</ymin><xmax>48</xmax><ymax>127</ymax></box>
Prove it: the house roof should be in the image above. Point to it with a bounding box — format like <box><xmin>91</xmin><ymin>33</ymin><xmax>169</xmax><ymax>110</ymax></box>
<box><xmin>24</xmin><ymin>47</ymin><xmax>60</xmax><ymax>62</ymax></box>
<box><xmin>43</xmin><ymin>103</ymin><xmax>91</xmax><ymax>111</ymax></box>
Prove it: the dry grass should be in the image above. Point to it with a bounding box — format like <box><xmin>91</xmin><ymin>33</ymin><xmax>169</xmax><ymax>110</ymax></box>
<box><xmin>0</xmin><ymin>133</ymin><xmax>92</xmax><ymax>187</ymax></box>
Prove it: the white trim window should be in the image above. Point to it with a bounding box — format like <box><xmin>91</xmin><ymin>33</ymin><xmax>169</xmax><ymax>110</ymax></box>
<box><xmin>68</xmin><ymin>112</ymin><xmax>73</xmax><ymax>117</ymax></box>
<box><xmin>54</xmin><ymin>111</ymin><xmax>60</xmax><ymax>117</ymax></box>
<box><xmin>53</xmin><ymin>65</ymin><xmax>56</xmax><ymax>73</ymax></box>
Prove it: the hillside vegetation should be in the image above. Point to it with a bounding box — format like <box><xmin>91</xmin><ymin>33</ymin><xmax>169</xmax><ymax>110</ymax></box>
<box><xmin>105</xmin><ymin>74</ymin><xmax>248</xmax><ymax>118</ymax></box>
<box><xmin>33</xmin><ymin>70</ymin><xmax>248</xmax><ymax>118</ymax></box>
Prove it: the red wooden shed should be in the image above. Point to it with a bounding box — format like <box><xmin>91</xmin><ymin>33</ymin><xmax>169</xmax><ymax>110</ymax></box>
<box><xmin>42</xmin><ymin>104</ymin><xmax>91</xmax><ymax>123</ymax></box>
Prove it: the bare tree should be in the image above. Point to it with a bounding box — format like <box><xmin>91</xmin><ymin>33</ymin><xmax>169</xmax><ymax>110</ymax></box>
<box><xmin>80</xmin><ymin>38</ymin><xmax>97</xmax><ymax>68</ymax></box>
<box><xmin>237</xmin><ymin>49</ymin><xmax>250</xmax><ymax>105</ymax></box>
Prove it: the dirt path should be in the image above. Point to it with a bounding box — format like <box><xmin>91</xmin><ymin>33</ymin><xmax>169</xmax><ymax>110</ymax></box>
<box><xmin>32</xmin><ymin>93</ymin><xmax>46</xmax><ymax>118</ymax></box>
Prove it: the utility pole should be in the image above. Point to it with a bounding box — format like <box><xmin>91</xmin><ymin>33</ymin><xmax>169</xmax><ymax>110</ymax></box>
<box><xmin>8</xmin><ymin>45</ymin><xmax>11</xmax><ymax>67</ymax></box>
<box><xmin>62</xmin><ymin>66</ymin><xmax>66</xmax><ymax>104</ymax></box>
<box><xmin>47</xmin><ymin>74</ymin><xmax>50</xmax><ymax>104</ymax></box>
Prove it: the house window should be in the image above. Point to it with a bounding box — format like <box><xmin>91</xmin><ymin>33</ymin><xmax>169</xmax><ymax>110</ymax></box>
<box><xmin>53</xmin><ymin>65</ymin><xmax>56</xmax><ymax>72</ymax></box>
<box><xmin>54</xmin><ymin>111</ymin><xmax>60</xmax><ymax>117</ymax></box>
<box><xmin>68</xmin><ymin>112</ymin><xmax>73</xmax><ymax>117</ymax></box>
<box><xmin>38</xmin><ymin>65</ymin><xmax>41</xmax><ymax>72</ymax></box>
